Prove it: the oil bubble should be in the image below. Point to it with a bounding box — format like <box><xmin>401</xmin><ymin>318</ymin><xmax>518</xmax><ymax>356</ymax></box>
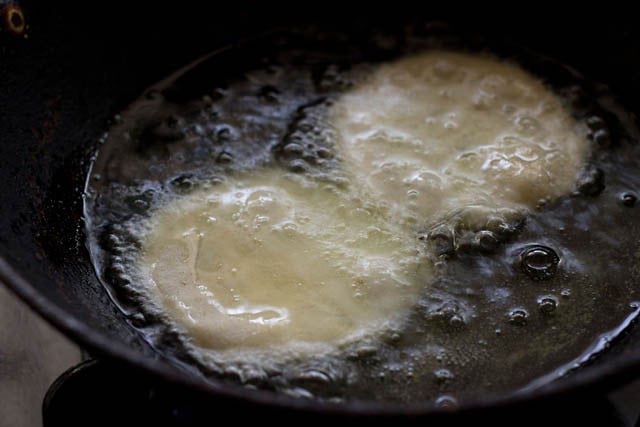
<box><xmin>170</xmin><ymin>174</ymin><xmax>196</xmax><ymax>194</ymax></box>
<box><xmin>520</xmin><ymin>245</ymin><xmax>559</xmax><ymax>281</ymax></box>
<box><xmin>620</xmin><ymin>192</ymin><xmax>637</xmax><ymax>207</ymax></box>
<box><xmin>216</xmin><ymin>126</ymin><xmax>233</xmax><ymax>142</ymax></box>
<box><xmin>508</xmin><ymin>308</ymin><xmax>528</xmax><ymax>326</ymax></box>
<box><xmin>425</xmin><ymin>225</ymin><xmax>454</xmax><ymax>256</ymax></box>
<box><xmin>316</xmin><ymin>147</ymin><xmax>333</xmax><ymax>159</ymax></box>
<box><xmin>434</xmin><ymin>369</ymin><xmax>455</xmax><ymax>383</ymax></box>
<box><xmin>216</xmin><ymin>150</ymin><xmax>234</xmax><ymax>164</ymax></box>
<box><xmin>292</xmin><ymin>369</ymin><xmax>332</xmax><ymax>387</ymax></box>
<box><xmin>592</xmin><ymin>129</ymin><xmax>611</xmax><ymax>148</ymax></box>
<box><xmin>282</xmin><ymin>143</ymin><xmax>304</xmax><ymax>157</ymax></box>
<box><xmin>426</xmin><ymin>300</ymin><xmax>468</xmax><ymax>330</ymax></box>
<box><xmin>537</xmin><ymin>296</ymin><xmax>558</xmax><ymax>315</ymax></box>
<box><xmin>288</xmin><ymin>159</ymin><xmax>310</xmax><ymax>173</ymax></box>
<box><xmin>435</xmin><ymin>395</ymin><xmax>458</xmax><ymax>409</ymax></box>
<box><xmin>585</xmin><ymin>116</ymin><xmax>606</xmax><ymax>131</ymax></box>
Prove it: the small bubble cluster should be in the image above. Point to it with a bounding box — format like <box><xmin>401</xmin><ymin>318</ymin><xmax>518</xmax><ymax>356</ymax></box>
<box><xmin>419</xmin><ymin>297</ymin><xmax>472</xmax><ymax>331</ymax></box>
<box><xmin>423</xmin><ymin>208</ymin><xmax>525</xmax><ymax>257</ymax></box>
<box><xmin>274</xmin><ymin>100</ymin><xmax>341</xmax><ymax>179</ymax></box>
<box><xmin>314</xmin><ymin>64</ymin><xmax>359</xmax><ymax>93</ymax></box>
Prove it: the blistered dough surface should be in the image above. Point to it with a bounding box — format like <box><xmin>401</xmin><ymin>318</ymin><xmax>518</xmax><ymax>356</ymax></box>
<box><xmin>142</xmin><ymin>172</ymin><xmax>424</xmax><ymax>354</ymax></box>
<box><xmin>331</xmin><ymin>51</ymin><xmax>589</xmax><ymax>227</ymax></box>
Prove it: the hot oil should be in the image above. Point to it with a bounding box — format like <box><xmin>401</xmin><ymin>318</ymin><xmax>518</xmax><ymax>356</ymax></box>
<box><xmin>84</xmin><ymin>28</ymin><xmax>640</xmax><ymax>405</ymax></box>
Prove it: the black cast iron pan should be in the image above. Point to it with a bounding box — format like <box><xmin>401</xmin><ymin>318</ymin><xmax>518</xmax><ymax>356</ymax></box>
<box><xmin>2</xmin><ymin>2</ymin><xmax>640</xmax><ymax>424</ymax></box>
